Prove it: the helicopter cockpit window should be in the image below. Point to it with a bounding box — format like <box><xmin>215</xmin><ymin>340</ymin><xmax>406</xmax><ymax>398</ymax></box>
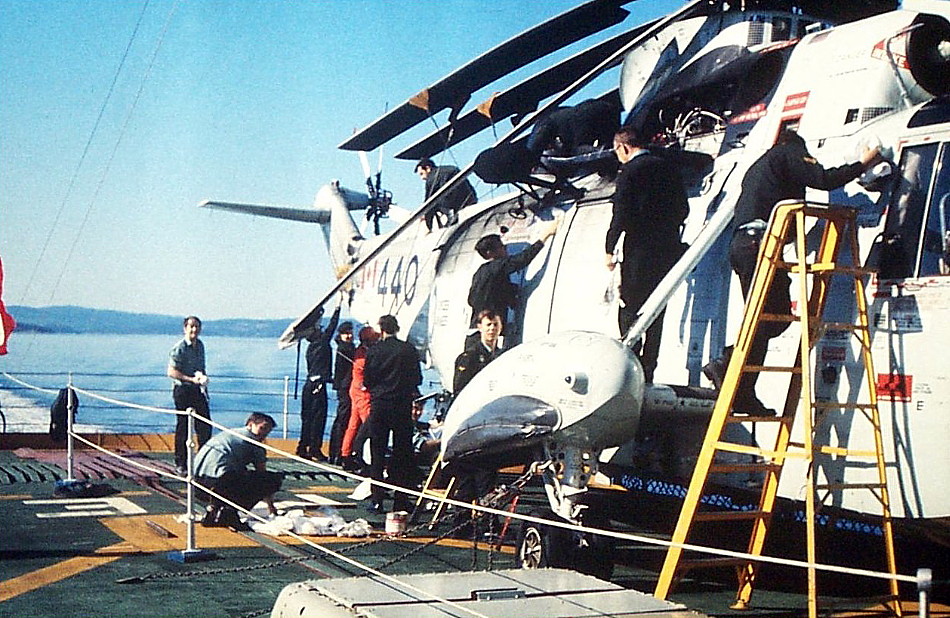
<box><xmin>919</xmin><ymin>143</ymin><xmax>950</xmax><ymax>277</ymax></box>
<box><xmin>879</xmin><ymin>143</ymin><xmax>939</xmax><ymax>279</ymax></box>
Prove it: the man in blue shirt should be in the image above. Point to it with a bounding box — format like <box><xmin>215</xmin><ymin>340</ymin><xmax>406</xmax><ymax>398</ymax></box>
<box><xmin>195</xmin><ymin>413</ymin><xmax>282</xmax><ymax>530</ymax></box>
<box><xmin>167</xmin><ymin>316</ymin><xmax>211</xmax><ymax>474</ymax></box>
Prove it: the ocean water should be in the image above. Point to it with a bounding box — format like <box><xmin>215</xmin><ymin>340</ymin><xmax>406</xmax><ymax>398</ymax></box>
<box><xmin>1</xmin><ymin>332</ymin><xmax>331</xmax><ymax>438</ymax></box>
<box><xmin>0</xmin><ymin>332</ymin><xmax>445</xmax><ymax>437</ymax></box>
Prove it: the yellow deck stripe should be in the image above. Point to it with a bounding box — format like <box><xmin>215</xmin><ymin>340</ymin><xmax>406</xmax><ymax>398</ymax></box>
<box><xmin>297</xmin><ymin>485</ymin><xmax>352</xmax><ymax>494</ymax></box>
<box><xmin>0</xmin><ymin>542</ymin><xmax>136</xmax><ymax>602</ymax></box>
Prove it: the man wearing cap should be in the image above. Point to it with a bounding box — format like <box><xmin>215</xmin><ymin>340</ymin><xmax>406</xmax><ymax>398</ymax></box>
<box><xmin>363</xmin><ymin>314</ymin><xmax>423</xmax><ymax>513</ymax></box>
<box><xmin>328</xmin><ymin>321</ymin><xmax>355</xmax><ymax>465</ymax></box>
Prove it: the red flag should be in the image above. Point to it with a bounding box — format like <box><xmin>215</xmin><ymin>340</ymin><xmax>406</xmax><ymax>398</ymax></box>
<box><xmin>0</xmin><ymin>255</ymin><xmax>16</xmax><ymax>355</ymax></box>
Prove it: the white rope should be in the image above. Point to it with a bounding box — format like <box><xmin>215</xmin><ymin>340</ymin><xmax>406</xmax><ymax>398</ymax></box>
<box><xmin>27</xmin><ymin>373</ymin><xmax>915</xmax><ymax>591</ymax></box>
<box><xmin>67</xmin><ymin>432</ymin><xmax>487</xmax><ymax>616</ymax></box>
<box><xmin>70</xmin><ymin>432</ymin><xmax>185</xmax><ymax>482</ymax></box>
<box><xmin>2</xmin><ymin>371</ymin><xmax>61</xmax><ymax>395</ymax></box>
<box><xmin>211</xmin><ymin>418</ymin><xmax>919</xmax><ymax>586</ymax></box>
<box><xmin>70</xmin><ymin>384</ymin><xmax>181</xmax><ymax>416</ymax></box>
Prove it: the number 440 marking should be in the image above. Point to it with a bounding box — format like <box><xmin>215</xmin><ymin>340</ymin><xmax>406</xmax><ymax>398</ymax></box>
<box><xmin>376</xmin><ymin>255</ymin><xmax>419</xmax><ymax>304</ymax></box>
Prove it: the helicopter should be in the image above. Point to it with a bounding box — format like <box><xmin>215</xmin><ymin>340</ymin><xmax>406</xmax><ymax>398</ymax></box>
<box><xmin>201</xmin><ymin>0</ymin><xmax>950</xmax><ymax>579</ymax></box>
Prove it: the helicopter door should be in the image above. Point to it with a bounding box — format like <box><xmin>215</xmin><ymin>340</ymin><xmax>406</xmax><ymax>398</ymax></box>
<box><xmin>877</xmin><ymin>142</ymin><xmax>950</xmax><ymax>279</ymax></box>
<box><xmin>547</xmin><ymin>201</ymin><xmax>619</xmax><ymax>336</ymax></box>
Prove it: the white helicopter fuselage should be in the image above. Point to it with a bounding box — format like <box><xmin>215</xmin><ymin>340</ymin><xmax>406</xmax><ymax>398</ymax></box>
<box><xmin>205</xmin><ymin>4</ymin><xmax>950</xmax><ymax>546</ymax></box>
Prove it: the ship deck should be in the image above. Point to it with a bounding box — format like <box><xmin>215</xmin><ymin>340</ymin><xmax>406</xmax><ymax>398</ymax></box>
<box><xmin>0</xmin><ymin>441</ymin><xmax>946</xmax><ymax>618</ymax></box>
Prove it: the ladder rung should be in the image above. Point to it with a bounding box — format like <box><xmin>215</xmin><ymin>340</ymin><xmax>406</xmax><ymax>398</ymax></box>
<box><xmin>820</xmin><ymin>322</ymin><xmax>868</xmax><ymax>331</ymax></box>
<box><xmin>813</xmin><ymin>402</ymin><xmax>876</xmax><ymax>410</ymax></box>
<box><xmin>709</xmin><ymin>462</ymin><xmax>781</xmax><ymax>473</ymax></box>
<box><xmin>816</xmin><ymin>482</ymin><xmax>886</xmax><ymax>491</ymax></box>
<box><xmin>694</xmin><ymin>509</ymin><xmax>771</xmax><ymax>522</ymax></box>
<box><xmin>816</xmin><ymin>446</ymin><xmax>878</xmax><ymax>457</ymax></box>
<box><xmin>714</xmin><ymin>441</ymin><xmax>805</xmax><ymax>458</ymax></box>
<box><xmin>788</xmin><ymin>441</ymin><xmax>879</xmax><ymax>457</ymax></box>
<box><xmin>723</xmin><ymin>416</ymin><xmax>789</xmax><ymax>426</ymax></box>
<box><xmin>759</xmin><ymin>312</ymin><xmax>797</xmax><ymax>323</ymax></box>
<box><xmin>812</xmin><ymin>264</ymin><xmax>876</xmax><ymax>276</ymax></box>
<box><xmin>724</xmin><ymin>414</ymin><xmax>789</xmax><ymax>424</ymax></box>
<box><xmin>743</xmin><ymin>364</ymin><xmax>802</xmax><ymax>374</ymax></box>
<box><xmin>775</xmin><ymin>261</ymin><xmax>874</xmax><ymax>276</ymax></box>
<box><xmin>678</xmin><ymin>557</ymin><xmax>756</xmax><ymax>571</ymax></box>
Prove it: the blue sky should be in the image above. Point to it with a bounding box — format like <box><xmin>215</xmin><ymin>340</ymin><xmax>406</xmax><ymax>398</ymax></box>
<box><xmin>1</xmin><ymin>0</ymin><xmax>683</xmax><ymax>319</ymax></box>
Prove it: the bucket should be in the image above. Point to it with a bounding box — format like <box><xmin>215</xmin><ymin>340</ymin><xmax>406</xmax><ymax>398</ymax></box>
<box><xmin>385</xmin><ymin>510</ymin><xmax>408</xmax><ymax>535</ymax></box>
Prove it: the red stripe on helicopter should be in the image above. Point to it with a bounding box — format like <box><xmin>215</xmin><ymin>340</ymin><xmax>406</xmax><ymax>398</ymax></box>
<box><xmin>783</xmin><ymin>91</ymin><xmax>810</xmax><ymax>112</ymax></box>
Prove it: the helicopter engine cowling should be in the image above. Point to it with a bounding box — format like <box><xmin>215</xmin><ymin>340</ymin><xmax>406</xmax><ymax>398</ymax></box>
<box><xmin>787</xmin><ymin>11</ymin><xmax>950</xmax><ymax>141</ymax></box>
<box><xmin>439</xmin><ymin>331</ymin><xmax>645</xmax><ymax>467</ymax></box>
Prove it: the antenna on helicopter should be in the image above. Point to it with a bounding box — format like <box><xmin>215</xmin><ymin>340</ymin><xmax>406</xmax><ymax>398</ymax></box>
<box><xmin>359</xmin><ymin>149</ymin><xmax>392</xmax><ymax>236</ymax></box>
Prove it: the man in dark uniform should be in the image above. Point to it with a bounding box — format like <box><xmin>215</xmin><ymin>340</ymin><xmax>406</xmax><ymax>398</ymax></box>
<box><xmin>415</xmin><ymin>158</ymin><xmax>478</xmax><ymax>232</ymax></box>
<box><xmin>363</xmin><ymin>314</ymin><xmax>423</xmax><ymax>513</ymax></box>
<box><xmin>297</xmin><ymin>303</ymin><xmax>340</xmax><ymax>460</ymax></box>
<box><xmin>328</xmin><ymin>321</ymin><xmax>355</xmax><ymax>466</ymax></box>
<box><xmin>704</xmin><ymin>129</ymin><xmax>881</xmax><ymax>415</ymax></box>
<box><xmin>449</xmin><ymin>309</ymin><xmax>505</xmax><ymax>536</ymax></box>
<box><xmin>467</xmin><ymin>217</ymin><xmax>559</xmax><ymax>345</ymax></box>
<box><xmin>453</xmin><ymin>310</ymin><xmax>504</xmax><ymax>393</ymax></box>
<box><xmin>605</xmin><ymin>127</ymin><xmax>689</xmax><ymax>382</ymax></box>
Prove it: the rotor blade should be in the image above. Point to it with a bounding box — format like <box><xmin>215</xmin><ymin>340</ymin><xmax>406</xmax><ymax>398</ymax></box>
<box><xmin>395</xmin><ymin>23</ymin><xmax>655</xmax><ymax>161</ymax></box>
<box><xmin>337</xmin><ymin>0</ymin><xmax>633</xmax><ymax>152</ymax></box>
<box><xmin>358</xmin><ymin>151</ymin><xmax>372</xmax><ymax>180</ymax></box>
<box><xmin>281</xmin><ymin>0</ymin><xmax>710</xmax><ymax>349</ymax></box>
<box><xmin>198</xmin><ymin>200</ymin><xmax>328</xmax><ymax>224</ymax></box>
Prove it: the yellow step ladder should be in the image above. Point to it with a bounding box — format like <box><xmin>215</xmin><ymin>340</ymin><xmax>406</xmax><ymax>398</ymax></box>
<box><xmin>654</xmin><ymin>202</ymin><xmax>901</xmax><ymax>618</ymax></box>
<box><xmin>411</xmin><ymin>453</ymin><xmax>457</xmax><ymax>529</ymax></box>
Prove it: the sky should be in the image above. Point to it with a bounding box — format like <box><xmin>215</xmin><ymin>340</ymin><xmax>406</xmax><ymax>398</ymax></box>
<box><xmin>1</xmin><ymin>0</ymin><xmax>685</xmax><ymax>320</ymax></box>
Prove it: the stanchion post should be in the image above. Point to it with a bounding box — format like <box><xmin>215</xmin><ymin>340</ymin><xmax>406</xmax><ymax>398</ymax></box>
<box><xmin>917</xmin><ymin>568</ymin><xmax>931</xmax><ymax>618</ymax></box>
<box><xmin>66</xmin><ymin>375</ymin><xmax>75</xmax><ymax>481</ymax></box>
<box><xmin>185</xmin><ymin>407</ymin><xmax>196</xmax><ymax>552</ymax></box>
<box><xmin>167</xmin><ymin>407</ymin><xmax>214</xmax><ymax>564</ymax></box>
<box><xmin>282</xmin><ymin>376</ymin><xmax>290</xmax><ymax>440</ymax></box>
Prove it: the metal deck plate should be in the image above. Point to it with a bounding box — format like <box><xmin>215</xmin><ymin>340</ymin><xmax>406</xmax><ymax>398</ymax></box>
<box><xmin>273</xmin><ymin>568</ymin><xmax>703</xmax><ymax>618</ymax></box>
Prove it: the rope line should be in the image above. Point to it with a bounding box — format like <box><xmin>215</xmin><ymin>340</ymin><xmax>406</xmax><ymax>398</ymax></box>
<box><xmin>8</xmin><ymin>368</ymin><xmax>923</xmax><ymax>591</ymax></box>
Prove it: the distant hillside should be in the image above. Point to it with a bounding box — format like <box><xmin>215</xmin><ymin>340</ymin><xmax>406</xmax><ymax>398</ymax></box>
<box><xmin>7</xmin><ymin>305</ymin><xmax>296</xmax><ymax>338</ymax></box>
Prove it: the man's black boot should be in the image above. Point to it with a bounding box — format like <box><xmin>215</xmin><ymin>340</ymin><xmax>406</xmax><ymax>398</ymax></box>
<box><xmin>702</xmin><ymin>346</ymin><xmax>733</xmax><ymax>390</ymax></box>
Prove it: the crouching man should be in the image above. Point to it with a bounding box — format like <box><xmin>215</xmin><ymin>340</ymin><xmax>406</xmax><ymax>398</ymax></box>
<box><xmin>195</xmin><ymin>412</ymin><xmax>282</xmax><ymax>530</ymax></box>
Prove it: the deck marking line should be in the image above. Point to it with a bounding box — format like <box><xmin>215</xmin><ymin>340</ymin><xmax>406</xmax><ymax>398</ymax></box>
<box><xmin>25</xmin><ymin>497</ymin><xmax>146</xmax><ymax>518</ymax></box>
<box><xmin>299</xmin><ymin>485</ymin><xmax>352</xmax><ymax>493</ymax></box>
<box><xmin>292</xmin><ymin>494</ymin><xmax>347</xmax><ymax>507</ymax></box>
<box><xmin>0</xmin><ymin>542</ymin><xmax>135</xmax><ymax>603</ymax></box>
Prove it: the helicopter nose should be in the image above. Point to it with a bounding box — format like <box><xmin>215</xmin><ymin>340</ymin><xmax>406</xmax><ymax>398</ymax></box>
<box><xmin>441</xmin><ymin>395</ymin><xmax>559</xmax><ymax>463</ymax></box>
